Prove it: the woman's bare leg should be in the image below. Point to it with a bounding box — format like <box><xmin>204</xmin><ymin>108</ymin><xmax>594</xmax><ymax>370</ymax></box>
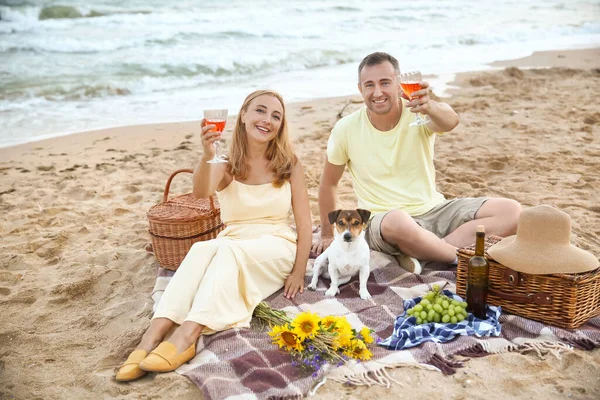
<box><xmin>136</xmin><ymin>317</ymin><xmax>175</xmax><ymax>353</ymax></box>
<box><xmin>166</xmin><ymin>321</ymin><xmax>205</xmax><ymax>352</ymax></box>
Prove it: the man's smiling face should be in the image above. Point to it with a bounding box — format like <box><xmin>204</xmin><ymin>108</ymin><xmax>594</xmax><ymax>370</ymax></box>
<box><xmin>358</xmin><ymin>61</ymin><xmax>400</xmax><ymax>116</ymax></box>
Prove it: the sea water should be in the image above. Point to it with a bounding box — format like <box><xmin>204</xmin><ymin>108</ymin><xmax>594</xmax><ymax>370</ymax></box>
<box><xmin>0</xmin><ymin>0</ymin><xmax>598</xmax><ymax>147</ymax></box>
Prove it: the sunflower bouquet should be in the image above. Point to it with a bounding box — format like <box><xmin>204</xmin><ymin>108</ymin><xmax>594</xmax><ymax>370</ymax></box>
<box><xmin>253</xmin><ymin>302</ymin><xmax>374</xmax><ymax>374</ymax></box>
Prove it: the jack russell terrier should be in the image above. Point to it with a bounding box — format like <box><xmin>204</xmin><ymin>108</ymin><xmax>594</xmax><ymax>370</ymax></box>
<box><xmin>308</xmin><ymin>209</ymin><xmax>372</xmax><ymax>299</ymax></box>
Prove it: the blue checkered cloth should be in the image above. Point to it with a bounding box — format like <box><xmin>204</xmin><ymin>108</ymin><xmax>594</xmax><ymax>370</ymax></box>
<box><xmin>379</xmin><ymin>290</ymin><xmax>502</xmax><ymax>350</ymax></box>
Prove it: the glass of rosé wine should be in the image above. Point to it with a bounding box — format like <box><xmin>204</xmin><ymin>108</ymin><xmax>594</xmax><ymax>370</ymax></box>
<box><xmin>400</xmin><ymin>71</ymin><xmax>431</xmax><ymax>126</ymax></box>
<box><xmin>204</xmin><ymin>109</ymin><xmax>228</xmax><ymax>163</ymax></box>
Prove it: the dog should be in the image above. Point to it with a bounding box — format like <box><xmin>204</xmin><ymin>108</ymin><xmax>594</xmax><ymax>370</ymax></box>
<box><xmin>308</xmin><ymin>209</ymin><xmax>372</xmax><ymax>299</ymax></box>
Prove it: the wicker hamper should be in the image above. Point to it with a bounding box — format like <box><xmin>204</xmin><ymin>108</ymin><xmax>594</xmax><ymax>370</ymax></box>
<box><xmin>147</xmin><ymin>169</ymin><xmax>225</xmax><ymax>270</ymax></box>
<box><xmin>456</xmin><ymin>235</ymin><xmax>600</xmax><ymax>329</ymax></box>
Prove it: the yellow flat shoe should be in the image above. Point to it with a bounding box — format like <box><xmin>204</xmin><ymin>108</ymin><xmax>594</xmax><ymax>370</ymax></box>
<box><xmin>115</xmin><ymin>349</ymin><xmax>148</xmax><ymax>382</ymax></box>
<box><xmin>139</xmin><ymin>342</ymin><xmax>196</xmax><ymax>372</ymax></box>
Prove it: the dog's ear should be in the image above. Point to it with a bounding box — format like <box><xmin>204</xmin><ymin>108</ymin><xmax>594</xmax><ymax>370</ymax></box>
<box><xmin>328</xmin><ymin>210</ymin><xmax>342</xmax><ymax>225</ymax></box>
<box><xmin>357</xmin><ymin>209</ymin><xmax>371</xmax><ymax>224</ymax></box>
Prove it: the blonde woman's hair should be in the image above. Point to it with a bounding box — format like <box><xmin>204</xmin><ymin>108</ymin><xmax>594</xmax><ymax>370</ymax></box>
<box><xmin>227</xmin><ymin>90</ymin><xmax>295</xmax><ymax>187</ymax></box>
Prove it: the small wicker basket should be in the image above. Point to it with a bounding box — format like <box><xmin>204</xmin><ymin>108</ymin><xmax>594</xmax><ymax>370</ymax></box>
<box><xmin>456</xmin><ymin>235</ymin><xmax>600</xmax><ymax>329</ymax></box>
<box><xmin>147</xmin><ymin>169</ymin><xmax>225</xmax><ymax>270</ymax></box>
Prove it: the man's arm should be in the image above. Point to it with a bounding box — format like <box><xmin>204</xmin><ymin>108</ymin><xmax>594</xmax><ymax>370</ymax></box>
<box><xmin>312</xmin><ymin>160</ymin><xmax>345</xmax><ymax>255</ymax></box>
<box><xmin>407</xmin><ymin>81</ymin><xmax>459</xmax><ymax>133</ymax></box>
<box><xmin>424</xmin><ymin>100</ymin><xmax>459</xmax><ymax>133</ymax></box>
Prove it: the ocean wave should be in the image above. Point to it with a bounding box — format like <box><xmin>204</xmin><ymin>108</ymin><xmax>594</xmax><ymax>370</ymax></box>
<box><xmin>0</xmin><ymin>47</ymin><xmax>359</xmax><ymax>103</ymax></box>
<box><xmin>0</xmin><ymin>4</ymin><xmax>153</xmax><ymax>22</ymax></box>
<box><xmin>1</xmin><ymin>82</ymin><xmax>132</xmax><ymax>102</ymax></box>
<box><xmin>0</xmin><ymin>36</ymin><xmax>149</xmax><ymax>54</ymax></box>
<box><xmin>0</xmin><ymin>24</ymin><xmax>337</xmax><ymax>54</ymax></box>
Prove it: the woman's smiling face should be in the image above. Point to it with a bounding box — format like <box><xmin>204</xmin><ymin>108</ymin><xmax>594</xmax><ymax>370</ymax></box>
<box><xmin>241</xmin><ymin>94</ymin><xmax>284</xmax><ymax>145</ymax></box>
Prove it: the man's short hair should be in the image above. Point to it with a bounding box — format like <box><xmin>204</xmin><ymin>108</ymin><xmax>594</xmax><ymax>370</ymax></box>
<box><xmin>357</xmin><ymin>52</ymin><xmax>400</xmax><ymax>83</ymax></box>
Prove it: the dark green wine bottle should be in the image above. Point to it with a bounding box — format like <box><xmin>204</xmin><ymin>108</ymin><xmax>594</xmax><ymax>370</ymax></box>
<box><xmin>466</xmin><ymin>225</ymin><xmax>489</xmax><ymax>319</ymax></box>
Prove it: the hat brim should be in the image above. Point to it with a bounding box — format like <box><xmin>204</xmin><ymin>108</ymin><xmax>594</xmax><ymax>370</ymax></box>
<box><xmin>488</xmin><ymin>236</ymin><xmax>599</xmax><ymax>275</ymax></box>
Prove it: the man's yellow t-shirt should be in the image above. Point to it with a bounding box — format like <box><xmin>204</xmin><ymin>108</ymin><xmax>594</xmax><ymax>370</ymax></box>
<box><xmin>326</xmin><ymin>102</ymin><xmax>445</xmax><ymax>216</ymax></box>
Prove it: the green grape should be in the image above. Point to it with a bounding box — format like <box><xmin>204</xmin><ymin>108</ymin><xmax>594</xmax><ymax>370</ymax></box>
<box><xmin>410</xmin><ymin>289</ymin><xmax>472</xmax><ymax>325</ymax></box>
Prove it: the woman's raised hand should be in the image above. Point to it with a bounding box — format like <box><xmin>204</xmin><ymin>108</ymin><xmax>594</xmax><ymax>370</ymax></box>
<box><xmin>200</xmin><ymin>119</ymin><xmax>221</xmax><ymax>160</ymax></box>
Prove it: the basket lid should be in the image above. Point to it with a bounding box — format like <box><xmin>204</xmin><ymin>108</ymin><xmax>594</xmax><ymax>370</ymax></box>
<box><xmin>147</xmin><ymin>193</ymin><xmax>220</xmax><ymax>223</ymax></box>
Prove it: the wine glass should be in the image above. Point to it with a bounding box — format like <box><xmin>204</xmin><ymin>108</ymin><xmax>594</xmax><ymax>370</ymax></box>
<box><xmin>399</xmin><ymin>71</ymin><xmax>431</xmax><ymax>127</ymax></box>
<box><xmin>204</xmin><ymin>109</ymin><xmax>228</xmax><ymax>164</ymax></box>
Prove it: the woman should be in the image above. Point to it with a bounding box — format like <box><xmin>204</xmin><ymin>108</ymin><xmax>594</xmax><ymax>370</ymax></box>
<box><xmin>116</xmin><ymin>90</ymin><xmax>311</xmax><ymax>381</ymax></box>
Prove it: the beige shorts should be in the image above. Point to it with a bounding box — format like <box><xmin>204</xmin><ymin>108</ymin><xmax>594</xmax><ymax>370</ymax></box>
<box><xmin>365</xmin><ymin>197</ymin><xmax>488</xmax><ymax>256</ymax></box>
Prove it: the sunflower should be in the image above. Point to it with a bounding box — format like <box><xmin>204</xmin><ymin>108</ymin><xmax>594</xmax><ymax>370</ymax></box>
<box><xmin>332</xmin><ymin>329</ymin><xmax>353</xmax><ymax>350</ymax></box>
<box><xmin>359</xmin><ymin>326</ymin><xmax>374</xmax><ymax>344</ymax></box>
<box><xmin>348</xmin><ymin>339</ymin><xmax>373</xmax><ymax>361</ymax></box>
<box><xmin>270</xmin><ymin>324</ymin><xmax>304</xmax><ymax>352</ymax></box>
<box><xmin>292</xmin><ymin>311</ymin><xmax>321</xmax><ymax>341</ymax></box>
<box><xmin>318</xmin><ymin>315</ymin><xmax>353</xmax><ymax>334</ymax></box>
<box><xmin>320</xmin><ymin>315</ymin><xmax>338</xmax><ymax>332</ymax></box>
<box><xmin>332</xmin><ymin>316</ymin><xmax>353</xmax><ymax>335</ymax></box>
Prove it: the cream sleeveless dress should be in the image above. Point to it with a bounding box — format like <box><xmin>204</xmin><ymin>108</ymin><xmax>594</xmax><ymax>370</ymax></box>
<box><xmin>153</xmin><ymin>179</ymin><xmax>297</xmax><ymax>334</ymax></box>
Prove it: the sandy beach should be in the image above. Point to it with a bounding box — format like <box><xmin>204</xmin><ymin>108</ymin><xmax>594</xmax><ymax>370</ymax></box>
<box><xmin>1</xmin><ymin>48</ymin><xmax>599</xmax><ymax>399</ymax></box>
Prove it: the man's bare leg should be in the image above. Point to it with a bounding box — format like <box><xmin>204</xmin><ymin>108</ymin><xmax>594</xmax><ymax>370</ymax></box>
<box><xmin>380</xmin><ymin>210</ymin><xmax>457</xmax><ymax>263</ymax></box>
<box><xmin>444</xmin><ymin>198</ymin><xmax>521</xmax><ymax>248</ymax></box>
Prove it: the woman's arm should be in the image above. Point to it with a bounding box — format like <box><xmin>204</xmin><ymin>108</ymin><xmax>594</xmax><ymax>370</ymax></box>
<box><xmin>193</xmin><ymin>120</ymin><xmax>228</xmax><ymax>198</ymax></box>
<box><xmin>284</xmin><ymin>159</ymin><xmax>312</xmax><ymax>299</ymax></box>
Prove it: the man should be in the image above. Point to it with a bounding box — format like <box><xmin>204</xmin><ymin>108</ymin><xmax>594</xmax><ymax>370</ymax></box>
<box><xmin>312</xmin><ymin>52</ymin><xmax>521</xmax><ymax>274</ymax></box>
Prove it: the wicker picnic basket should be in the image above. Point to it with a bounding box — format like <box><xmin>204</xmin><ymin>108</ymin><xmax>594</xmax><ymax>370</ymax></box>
<box><xmin>147</xmin><ymin>168</ymin><xmax>225</xmax><ymax>270</ymax></box>
<box><xmin>456</xmin><ymin>235</ymin><xmax>600</xmax><ymax>329</ymax></box>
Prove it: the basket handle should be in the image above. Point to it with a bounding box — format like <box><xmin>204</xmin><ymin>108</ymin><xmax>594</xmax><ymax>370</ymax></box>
<box><xmin>162</xmin><ymin>168</ymin><xmax>217</xmax><ymax>211</ymax></box>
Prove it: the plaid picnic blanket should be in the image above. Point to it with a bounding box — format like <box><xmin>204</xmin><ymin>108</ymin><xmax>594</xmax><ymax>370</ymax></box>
<box><xmin>150</xmin><ymin>230</ymin><xmax>600</xmax><ymax>400</ymax></box>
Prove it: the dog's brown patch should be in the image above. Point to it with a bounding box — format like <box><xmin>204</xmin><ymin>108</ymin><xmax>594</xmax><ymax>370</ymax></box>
<box><xmin>328</xmin><ymin>209</ymin><xmax>371</xmax><ymax>239</ymax></box>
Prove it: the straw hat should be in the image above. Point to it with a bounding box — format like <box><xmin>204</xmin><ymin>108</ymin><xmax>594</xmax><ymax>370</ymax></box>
<box><xmin>488</xmin><ymin>205</ymin><xmax>599</xmax><ymax>275</ymax></box>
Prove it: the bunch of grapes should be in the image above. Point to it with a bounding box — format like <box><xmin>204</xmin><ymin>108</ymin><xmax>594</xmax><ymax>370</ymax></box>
<box><xmin>406</xmin><ymin>284</ymin><xmax>469</xmax><ymax>325</ymax></box>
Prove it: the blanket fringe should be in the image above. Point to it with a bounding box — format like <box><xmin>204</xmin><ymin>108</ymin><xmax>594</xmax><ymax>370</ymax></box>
<box><xmin>558</xmin><ymin>336</ymin><xmax>600</xmax><ymax>351</ymax></box>
<box><xmin>325</xmin><ymin>361</ymin><xmax>436</xmax><ymax>389</ymax></box>
<box><xmin>514</xmin><ymin>341</ymin><xmax>573</xmax><ymax>359</ymax></box>
<box><xmin>454</xmin><ymin>343</ymin><xmax>489</xmax><ymax>358</ymax></box>
<box><xmin>267</xmin><ymin>395</ymin><xmax>302</xmax><ymax>400</ymax></box>
<box><xmin>427</xmin><ymin>354</ymin><xmax>464</xmax><ymax>375</ymax></box>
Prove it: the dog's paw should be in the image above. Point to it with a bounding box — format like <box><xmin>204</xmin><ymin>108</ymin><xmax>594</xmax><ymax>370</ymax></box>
<box><xmin>324</xmin><ymin>287</ymin><xmax>339</xmax><ymax>297</ymax></box>
<box><xmin>307</xmin><ymin>282</ymin><xmax>317</xmax><ymax>291</ymax></box>
<box><xmin>359</xmin><ymin>289</ymin><xmax>372</xmax><ymax>300</ymax></box>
